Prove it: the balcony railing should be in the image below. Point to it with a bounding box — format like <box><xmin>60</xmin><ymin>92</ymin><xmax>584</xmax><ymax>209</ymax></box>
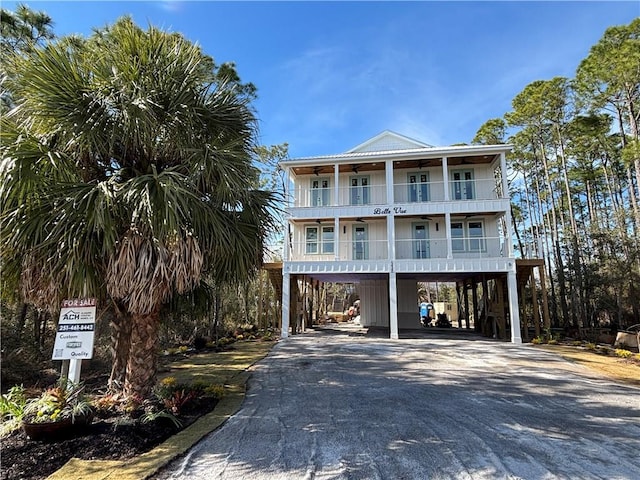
<box><xmin>393</xmin><ymin>179</ymin><xmax>502</xmax><ymax>203</ymax></box>
<box><xmin>291</xmin><ymin>183</ymin><xmax>387</xmax><ymax>207</ymax></box>
<box><xmin>289</xmin><ymin>239</ymin><xmax>389</xmax><ymax>261</ymax></box>
<box><xmin>395</xmin><ymin>236</ymin><xmax>506</xmax><ymax>259</ymax></box>
<box><xmin>288</xmin><ymin>236</ymin><xmax>506</xmax><ymax>261</ymax></box>
<box><xmin>290</xmin><ymin>178</ymin><xmax>504</xmax><ymax>208</ymax></box>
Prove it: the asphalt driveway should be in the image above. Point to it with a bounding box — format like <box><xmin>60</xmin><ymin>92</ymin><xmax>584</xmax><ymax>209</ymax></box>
<box><xmin>157</xmin><ymin>325</ymin><xmax>640</xmax><ymax>479</ymax></box>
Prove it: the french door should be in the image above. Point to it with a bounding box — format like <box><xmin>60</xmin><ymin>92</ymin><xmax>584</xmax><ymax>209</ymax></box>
<box><xmin>352</xmin><ymin>224</ymin><xmax>369</xmax><ymax>260</ymax></box>
<box><xmin>413</xmin><ymin>223</ymin><xmax>429</xmax><ymax>259</ymax></box>
<box><xmin>350</xmin><ymin>176</ymin><xmax>370</xmax><ymax>205</ymax></box>
<box><xmin>311</xmin><ymin>178</ymin><xmax>330</xmax><ymax>206</ymax></box>
<box><xmin>452</xmin><ymin>170</ymin><xmax>475</xmax><ymax>200</ymax></box>
<box><xmin>408</xmin><ymin>172</ymin><xmax>429</xmax><ymax>202</ymax></box>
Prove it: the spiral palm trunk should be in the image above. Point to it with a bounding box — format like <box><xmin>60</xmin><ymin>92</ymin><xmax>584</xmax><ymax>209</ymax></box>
<box><xmin>124</xmin><ymin>309</ymin><xmax>160</xmax><ymax>399</ymax></box>
<box><xmin>108</xmin><ymin>312</ymin><xmax>132</xmax><ymax>390</ymax></box>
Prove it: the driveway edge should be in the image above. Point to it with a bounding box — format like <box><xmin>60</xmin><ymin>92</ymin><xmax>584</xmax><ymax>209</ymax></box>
<box><xmin>47</xmin><ymin>343</ymin><xmax>274</xmax><ymax>480</ymax></box>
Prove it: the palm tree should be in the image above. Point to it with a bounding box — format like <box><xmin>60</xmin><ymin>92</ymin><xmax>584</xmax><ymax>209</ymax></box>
<box><xmin>1</xmin><ymin>17</ymin><xmax>278</xmax><ymax>398</ymax></box>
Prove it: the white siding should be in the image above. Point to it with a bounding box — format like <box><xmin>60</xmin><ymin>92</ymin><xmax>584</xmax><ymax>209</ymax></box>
<box><xmin>359</xmin><ymin>280</ymin><xmax>389</xmax><ymax>327</ymax></box>
<box><xmin>397</xmin><ymin>279</ymin><xmax>421</xmax><ymax>329</ymax></box>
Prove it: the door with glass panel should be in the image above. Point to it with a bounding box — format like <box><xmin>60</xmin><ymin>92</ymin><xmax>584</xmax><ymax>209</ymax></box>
<box><xmin>468</xmin><ymin>221</ymin><xmax>485</xmax><ymax>252</ymax></box>
<box><xmin>451</xmin><ymin>222</ymin><xmax>464</xmax><ymax>252</ymax></box>
<box><xmin>408</xmin><ymin>172</ymin><xmax>429</xmax><ymax>202</ymax></box>
<box><xmin>412</xmin><ymin>223</ymin><xmax>429</xmax><ymax>259</ymax></box>
<box><xmin>350</xmin><ymin>176</ymin><xmax>370</xmax><ymax>205</ymax></box>
<box><xmin>311</xmin><ymin>178</ymin><xmax>330</xmax><ymax>206</ymax></box>
<box><xmin>352</xmin><ymin>224</ymin><xmax>369</xmax><ymax>260</ymax></box>
<box><xmin>452</xmin><ymin>170</ymin><xmax>475</xmax><ymax>200</ymax></box>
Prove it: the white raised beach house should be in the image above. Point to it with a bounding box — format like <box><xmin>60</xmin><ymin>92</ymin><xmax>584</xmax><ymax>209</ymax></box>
<box><xmin>278</xmin><ymin>131</ymin><xmax>549</xmax><ymax>343</ymax></box>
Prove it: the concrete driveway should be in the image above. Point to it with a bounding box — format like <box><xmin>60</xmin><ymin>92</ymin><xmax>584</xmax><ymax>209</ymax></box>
<box><xmin>156</xmin><ymin>325</ymin><xmax>640</xmax><ymax>480</ymax></box>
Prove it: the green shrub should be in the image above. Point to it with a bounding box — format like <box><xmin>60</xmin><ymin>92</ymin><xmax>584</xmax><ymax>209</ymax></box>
<box><xmin>531</xmin><ymin>336</ymin><xmax>544</xmax><ymax>345</ymax></box>
<box><xmin>140</xmin><ymin>409</ymin><xmax>182</xmax><ymax>428</ymax></box>
<box><xmin>586</xmin><ymin>342</ymin><xmax>597</xmax><ymax>351</ymax></box>
<box><xmin>0</xmin><ymin>385</ymin><xmax>27</xmax><ymax>437</ymax></box>
<box><xmin>204</xmin><ymin>384</ymin><xmax>225</xmax><ymax>399</ymax></box>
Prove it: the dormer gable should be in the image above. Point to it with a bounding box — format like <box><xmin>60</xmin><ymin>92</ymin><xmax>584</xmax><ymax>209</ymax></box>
<box><xmin>347</xmin><ymin>130</ymin><xmax>433</xmax><ymax>153</ymax></box>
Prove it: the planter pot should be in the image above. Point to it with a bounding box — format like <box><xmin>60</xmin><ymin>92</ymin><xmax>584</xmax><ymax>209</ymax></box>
<box><xmin>22</xmin><ymin>413</ymin><xmax>93</xmax><ymax>441</ymax></box>
<box><xmin>22</xmin><ymin>418</ymin><xmax>73</xmax><ymax>441</ymax></box>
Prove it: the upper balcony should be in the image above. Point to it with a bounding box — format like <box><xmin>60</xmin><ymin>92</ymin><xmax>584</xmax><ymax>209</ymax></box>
<box><xmin>289</xmin><ymin>177</ymin><xmax>504</xmax><ymax>208</ymax></box>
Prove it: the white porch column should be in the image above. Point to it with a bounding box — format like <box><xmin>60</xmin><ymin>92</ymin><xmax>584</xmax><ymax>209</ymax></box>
<box><xmin>500</xmin><ymin>152</ymin><xmax>509</xmax><ymax>200</ymax></box>
<box><xmin>385</xmin><ymin>159</ymin><xmax>394</xmax><ymax>205</ymax></box>
<box><xmin>445</xmin><ymin>212</ymin><xmax>453</xmax><ymax>259</ymax></box>
<box><xmin>334</xmin><ymin>216</ymin><xmax>340</xmax><ymax>261</ymax></box>
<box><xmin>504</xmin><ymin>203</ymin><xmax>514</xmax><ymax>258</ymax></box>
<box><xmin>387</xmin><ymin>215</ymin><xmax>396</xmax><ymax>262</ymax></box>
<box><xmin>389</xmin><ymin>272</ymin><xmax>399</xmax><ymax>339</ymax></box>
<box><xmin>334</xmin><ymin>163</ymin><xmax>340</xmax><ymax>206</ymax></box>
<box><xmin>284</xmin><ymin>222</ymin><xmax>290</xmax><ymax>262</ymax></box>
<box><xmin>283</xmin><ymin>166</ymin><xmax>291</xmax><ymax>262</ymax></box>
<box><xmin>501</xmin><ymin>152</ymin><xmax>514</xmax><ymax>258</ymax></box>
<box><xmin>281</xmin><ymin>270</ymin><xmax>290</xmax><ymax>338</ymax></box>
<box><xmin>507</xmin><ymin>269</ymin><xmax>522</xmax><ymax>344</ymax></box>
<box><xmin>385</xmin><ymin>159</ymin><xmax>396</xmax><ymax>261</ymax></box>
<box><xmin>442</xmin><ymin>157</ymin><xmax>449</xmax><ymax>201</ymax></box>
<box><xmin>284</xmin><ymin>166</ymin><xmax>292</xmax><ymax>207</ymax></box>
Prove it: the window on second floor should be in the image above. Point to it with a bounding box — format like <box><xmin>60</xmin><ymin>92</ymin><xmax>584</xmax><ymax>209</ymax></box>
<box><xmin>305</xmin><ymin>226</ymin><xmax>334</xmax><ymax>254</ymax></box>
<box><xmin>468</xmin><ymin>221</ymin><xmax>485</xmax><ymax>252</ymax></box>
<box><xmin>451</xmin><ymin>220</ymin><xmax>486</xmax><ymax>253</ymax></box>
<box><xmin>321</xmin><ymin>226</ymin><xmax>335</xmax><ymax>254</ymax></box>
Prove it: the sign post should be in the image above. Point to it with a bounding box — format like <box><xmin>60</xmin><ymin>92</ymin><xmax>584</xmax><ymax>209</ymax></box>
<box><xmin>52</xmin><ymin>299</ymin><xmax>97</xmax><ymax>384</ymax></box>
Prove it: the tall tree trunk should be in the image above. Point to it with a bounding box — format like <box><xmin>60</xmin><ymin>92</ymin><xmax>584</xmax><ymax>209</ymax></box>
<box><xmin>124</xmin><ymin>308</ymin><xmax>160</xmax><ymax>399</ymax></box>
<box><xmin>616</xmin><ymin>107</ymin><xmax>640</xmax><ymax>232</ymax></box>
<box><xmin>14</xmin><ymin>302</ymin><xmax>28</xmax><ymax>339</ymax></box>
<box><xmin>108</xmin><ymin>308</ymin><xmax>132</xmax><ymax>391</ymax></box>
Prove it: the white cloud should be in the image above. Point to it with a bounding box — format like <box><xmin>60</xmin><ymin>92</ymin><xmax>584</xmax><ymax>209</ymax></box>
<box><xmin>157</xmin><ymin>1</ymin><xmax>183</xmax><ymax>13</ymax></box>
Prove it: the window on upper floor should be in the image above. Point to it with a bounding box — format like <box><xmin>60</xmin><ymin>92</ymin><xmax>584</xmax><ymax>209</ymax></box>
<box><xmin>305</xmin><ymin>226</ymin><xmax>319</xmax><ymax>254</ymax></box>
<box><xmin>305</xmin><ymin>225</ymin><xmax>334</xmax><ymax>254</ymax></box>
<box><xmin>321</xmin><ymin>226</ymin><xmax>334</xmax><ymax>254</ymax></box>
<box><xmin>450</xmin><ymin>220</ymin><xmax>486</xmax><ymax>253</ymax></box>
<box><xmin>468</xmin><ymin>221</ymin><xmax>486</xmax><ymax>252</ymax></box>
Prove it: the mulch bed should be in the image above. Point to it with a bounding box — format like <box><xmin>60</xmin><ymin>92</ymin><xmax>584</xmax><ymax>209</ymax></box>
<box><xmin>1</xmin><ymin>397</ymin><xmax>217</xmax><ymax>480</ymax></box>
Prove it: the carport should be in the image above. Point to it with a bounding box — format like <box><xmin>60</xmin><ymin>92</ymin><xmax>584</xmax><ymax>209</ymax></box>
<box><xmin>276</xmin><ymin>259</ymin><xmax>549</xmax><ymax>342</ymax></box>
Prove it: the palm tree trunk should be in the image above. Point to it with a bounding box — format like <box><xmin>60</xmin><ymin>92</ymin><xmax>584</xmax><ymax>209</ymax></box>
<box><xmin>124</xmin><ymin>309</ymin><xmax>160</xmax><ymax>398</ymax></box>
<box><xmin>108</xmin><ymin>310</ymin><xmax>132</xmax><ymax>391</ymax></box>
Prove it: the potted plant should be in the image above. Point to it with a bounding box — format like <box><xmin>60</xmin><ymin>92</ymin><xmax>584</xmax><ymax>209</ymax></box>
<box><xmin>22</xmin><ymin>380</ymin><xmax>93</xmax><ymax>441</ymax></box>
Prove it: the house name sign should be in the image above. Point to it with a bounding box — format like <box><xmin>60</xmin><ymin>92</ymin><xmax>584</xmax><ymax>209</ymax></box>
<box><xmin>372</xmin><ymin>207</ymin><xmax>407</xmax><ymax>215</ymax></box>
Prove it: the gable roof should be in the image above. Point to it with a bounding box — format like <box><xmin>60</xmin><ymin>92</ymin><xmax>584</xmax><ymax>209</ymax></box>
<box><xmin>347</xmin><ymin>130</ymin><xmax>433</xmax><ymax>153</ymax></box>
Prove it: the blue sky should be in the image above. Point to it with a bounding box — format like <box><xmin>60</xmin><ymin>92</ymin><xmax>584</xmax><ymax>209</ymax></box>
<box><xmin>6</xmin><ymin>1</ymin><xmax>639</xmax><ymax>158</ymax></box>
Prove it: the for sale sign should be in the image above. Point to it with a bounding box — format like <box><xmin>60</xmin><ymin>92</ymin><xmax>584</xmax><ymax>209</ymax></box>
<box><xmin>52</xmin><ymin>298</ymin><xmax>97</xmax><ymax>360</ymax></box>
